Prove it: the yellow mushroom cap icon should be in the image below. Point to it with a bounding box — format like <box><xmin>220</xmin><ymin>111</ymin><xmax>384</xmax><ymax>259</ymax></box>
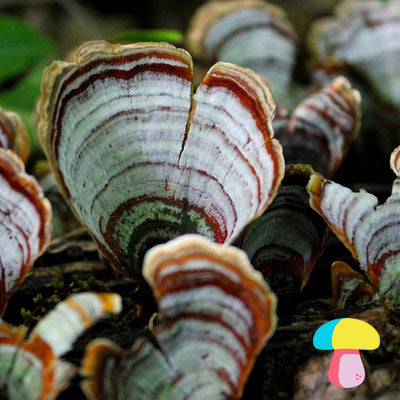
<box><xmin>313</xmin><ymin>318</ymin><xmax>380</xmax><ymax>350</ymax></box>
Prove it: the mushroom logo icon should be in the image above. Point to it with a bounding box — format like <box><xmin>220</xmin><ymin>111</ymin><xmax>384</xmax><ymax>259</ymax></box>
<box><xmin>313</xmin><ymin>318</ymin><xmax>380</xmax><ymax>388</ymax></box>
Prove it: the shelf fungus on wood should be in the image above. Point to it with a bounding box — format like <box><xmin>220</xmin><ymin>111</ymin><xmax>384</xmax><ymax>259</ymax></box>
<box><xmin>186</xmin><ymin>0</ymin><xmax>298</xmax><ymax>105</ymax></box>
<box><xmin>308</xmin><ymin>0</ymin><xmax>400</xmax><ymax>109</ymax></box>
<box><xmin>0</xmin><ymin>149</ymin><xmax>52</xmax><ymax>317</ymax></box>
<box><xmin>236</xmin><ymin>164</ymin><xmax>330</xmax><ymax>311</ymax></box>
<box><xmin>307</xmin><ymin>145</ymin><xmax>400</xmax><ymax>305</ymax></box>
<box><xmin>0</xmin><ymin>107</ymin><xmax>29</xmax><ymax>163</ymax></box>
<box><xmin>37</xmin><ymin>40</ymin><xmax>284</xmax><ymax>279</ymax></box>
<box><xmin>331</xmin><ymin>261</ymin><xmax>377</xmax><ymax>309</ymax></box>
<box><xmin>273</xmin><ymin>76</ymin><xmax>360</xmax><ymax>178</ymax></box>
<box><xmin>0</xmin><ymin>292</ymin><xmax>121</xmax><ymax>400</ymax></box>
<box><xmin>81</xmin><ymin>234</ymin><xmax>277</xmax><ymax>400</ymax></box>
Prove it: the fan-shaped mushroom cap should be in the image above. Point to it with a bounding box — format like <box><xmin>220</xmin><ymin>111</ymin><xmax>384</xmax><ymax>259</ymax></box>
<box><xmin>274</xmin><ymin>76</ymin><xmax>360</xmax><ymax>177</ymax></box>
<box><xmin>0</xmin><ymin>107</ymin><xmax>29</xmax><ymax>163</ymax></box>
<box><xmin>0</xmin><ymin>292</ymin><xmax>121</xmax><ymax>400</ymax></box>
<box><xmin>307</xmin><ymin>146</ymin><xmax>400</xmax><ymax>304</ymax></box>
<box><xmin>186</xmin><ymin>0</ymin><xmax>297</xmax><ymax>104</ymax></box>
<box><xmin>331</xmin><ymin>261</ymin><xmax>376</xmax><ymax>308</ymax></box>
<box><xmin>309</xmin><ymin>0</ymin><xmax>400</xmax><ymax>108</ymax></box>
<box><xmin>0</xmin><ymin>149</ymin><xmax>51</xmax><ymax>316</ymax></box>
<box><xmin>236</xmin><ymin>164</ymin><xmax>330</xmax><ymax>312</ymax></box>
<box><xmin>38</xmin><ymin>41</ymin><xmax>284</xmax><ymax>278</ymax></box>
<box><xmin>81</xmin><ymin>234</ymin><xmax>277</xmax><ymax>400</ymax></box>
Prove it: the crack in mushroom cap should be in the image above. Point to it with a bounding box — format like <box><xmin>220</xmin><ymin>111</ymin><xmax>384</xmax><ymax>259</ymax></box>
<box><xmin>186</xmin><ymin>0</ymin><xmax>298</xmax><ymax>105</ymax></box>
<box><xmin>37</xmin><ymin>40</ymin><xmax>284</xmax><ymax>278</ymax></box>
<box><xmin>81</xmin><ymin>234</ymin><xmax>277</xmax><ymax>400</ymax></box>
<box><xmin>0</xmin><ymin>148</ymin><xmax>52</xmax><ymax>317</ymax></box>
<box><xmin>0</xmin><ymin>292</ymin><xmax>121</xmax><ymax>400</ymax></box>
<box><xmin>0</xmin><ymin>107</ymin><xmax>29</xmax><ymax>163</ymax></box>
<box><xmin>309</xmin><ymin>0</ymin><xmax>400</xmax><ymax>108</ymax></box>
<box><xmin>307</xmin><ymin>145</ymin><xmax>400</xmax><ymax>304</ymax></box>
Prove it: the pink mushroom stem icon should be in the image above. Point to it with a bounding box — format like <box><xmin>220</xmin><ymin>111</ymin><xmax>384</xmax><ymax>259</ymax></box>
<box><xmin>313</xmin><ymin>318</ymin><xmax>380</xmax><ymax>388</ymax></box>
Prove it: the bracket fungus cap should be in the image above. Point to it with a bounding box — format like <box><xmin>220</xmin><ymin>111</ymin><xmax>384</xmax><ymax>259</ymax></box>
<box><xmin>0</xmin><ymin>292</ymin><xmax>121</xmax><ymax>400</ymax></box>
<box><xmin>331</xmin><ymin>261</ymin><xmax>377</xmax><ymax>308</ymax></box>
<box><xmin>308</xmin><ymin>0</ymin><xmax>400</xmax><ymax>108</ymax></box>
<box><xmin>37</xmin><ymin>40</ymin><xmax>284</xmax><ymax>278</ymax></box>
<box><xmin>307</xmin><ymin>145</ymin><xmax>400</xmax><ymax>304</ymax></box>
<box><xmin>0</xmin><ymin>107</ymin><xmax>29</xmax><ymax>163</ymax></box>
<box><xmin>81</xmin><ymin>234</ymin><xmax>277</xmax><ymax>400</ymax></box>
<box><xmin>186</xmin><ymin>0</ymin><xmax>297</xmax><ymax>104</ymax></box>
<box><xmin>274</xmin><ymin>76</ymin><xmax>360</xmax><ymax>177</ymax></box>
<box><xmin>0</xmin><ymin>148</ymin><xmax>52</xmax><ymax>316</ymax></box>
<box><xmin>236</xmin><ymin>163</ymin><xmax>330</xmax><ymax>313</ymax></box>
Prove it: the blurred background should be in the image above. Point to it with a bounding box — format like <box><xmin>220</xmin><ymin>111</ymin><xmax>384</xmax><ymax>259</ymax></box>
<box><xmin>0</xmin><ymin>0</ymin><xmax>341</xmax><ymax>158</ymax></box>
<box><xmin>0</xmin><ymin>0</ymin><xmax>338</xmax><ymax>55</ymax></box>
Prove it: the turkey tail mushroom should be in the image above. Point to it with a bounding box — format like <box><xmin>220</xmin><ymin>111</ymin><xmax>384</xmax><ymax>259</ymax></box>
<box><xmin>186</xmin><ymin>0</ymin><xmax>298</xmax><ymax>105</ymax></box>
<box><xmin>0</xmin><ymin>149</ymin><xmax>51</xmax><ymax>316</ymax></box>
<box><xmin>0</xmin><ymin>107</ymin><xmax>29</xmax><ymax>163</ymax></box>
<box><xmin>309</xmin><ymin>0</ymin><xmax>400</xmax><ymax>109</ymax></box>
<box><xmin>37</xmin><ymin>40</ymin><xmax>284</xmax><ymax>278</ymax></box>
<box><xmin>274</xmin><ymin>76</ymin><xmax>360</xmax><ymax>178</ymax></box>
<box><xmin>0</xmin><ymin>292</ymin><xmax>121</xmax><ymax>400</ymax></box>
<box><xmin>236</xmin><ymin>164</ymin><xmax>330</xmax><ymax>312</ymax></box>
<box><xmin>307</xmin><ymin>145</ymin><xmax>400</xmax><ymax>305</ymax></box>
<box><xmin>81</xmin><ymin>235</ymin><xmax>277</xmax><ymax>400</ymax></box>
<box><xmin>331</xmin><ymin>261</ymin><xmax>376</xmax><ymax>309</ymax></box>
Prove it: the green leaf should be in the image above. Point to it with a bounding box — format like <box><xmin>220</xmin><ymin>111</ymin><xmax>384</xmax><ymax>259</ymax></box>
<box><xmin>111</xmin><ymin>29</ymin><xmax>183</xmax><ymax>45</ymax></box>
<box><xmin>0</xmin><ymin>14</ymin><xmax>54</xmax><ymax>84</ymax></box>
<box><xmin>0</xmin><ymin>59</ymin><xmax>45</xmax><ymax>110</ymax></box>
<box><xmin>0</xmin><ymin>60</ymin><xmax>50</xmax><ymax>154</ymax></box>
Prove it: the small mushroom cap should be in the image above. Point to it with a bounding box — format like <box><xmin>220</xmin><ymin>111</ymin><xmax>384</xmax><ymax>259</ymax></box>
<box><xmin>313</xmin><ymin>318</ymin><xmax>380</xmax><ymax>350</ymax></box>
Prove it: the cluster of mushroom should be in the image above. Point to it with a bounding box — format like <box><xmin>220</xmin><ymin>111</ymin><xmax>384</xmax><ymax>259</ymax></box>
<box><xmin>32</xmin><ymin>35</ymin><xmax>377</xmax><ymax>397</ymax></box>
<box><xmin>34</xmin><ymin>40</ymin><xmax>281</xmax><ymax>399</ymax></box>
<box><xmin>0</xmin><ymin>108</ymin><xmax>51</xmax><ymax>316</ymax></box>
<box><xmin>2</xmin><ymin>0</ymin><xmax>400</xmax><ymax>398</ymax></box>
<box><xmin>0</xmin><ymin>39</ymin><xmax>282</xmax><ymax>398</ymax></box>
<box><xmin>185</xmin><ymin>0</ymin><xmax>400</xmax><ymax>310</ymax></box>
<box><xmin>188</xmin><ymin>0</ymin><xmax>400</xmax><ymax>167</ymax></box>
